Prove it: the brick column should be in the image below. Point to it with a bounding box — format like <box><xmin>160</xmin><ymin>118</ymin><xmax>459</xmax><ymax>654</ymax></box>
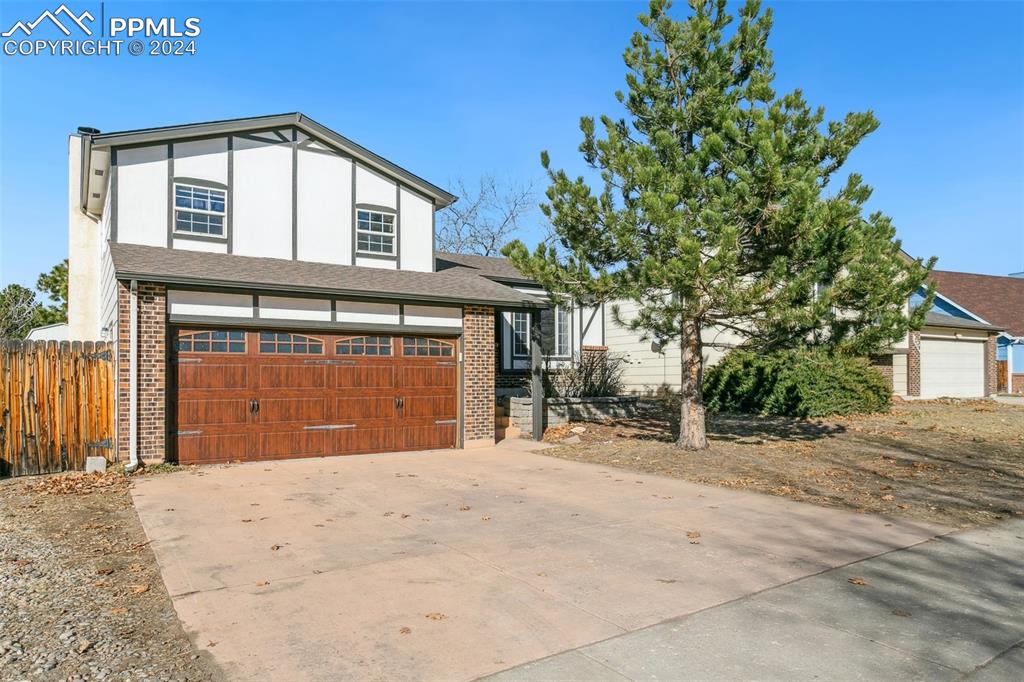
<box><xmin>985</xmin><ymin>333</ymin><xmax>997</xmax><ymax>396</ymax></box>
<box><xmin>463</xmin><ymin>305</ymin><xmax>495</xmax><ymax>448</ymax></box>
<box><xmin>907</xmin><ymin>331</ymin><xmax>921</xmax><ymax>397</ymax></box>
<box><xmin>117</xmin><ymin>281</ymin><xmax>167</xmax><ymax>463</ymax></box>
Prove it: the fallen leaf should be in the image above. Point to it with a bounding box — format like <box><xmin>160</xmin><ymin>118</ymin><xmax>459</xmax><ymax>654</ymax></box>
<box><xmin>256</xmin><ymin>580</ymin><xmax>270</xmax><ymax>587</ymax></box>
<box><xmin>241</xmin><ymin>518</ymin><xmax>253</xmax><ymax>523</ymax></box>
<box><xmin>399</xmin><ymin>627</ymin><xmax>412</xmax><ymax>635</ymax></box>
<box><xmin>270</xmin><ymin>544</ymin><xmax>282</xmax><ymax>551</ymax></box>
<box><xmin>425</xmin><ymin>612</ymin><xmax>447</xmax><ymax>620</ymax></box>
<box><xmin>458</xmin><ymin>505</ymin><xmax>471</xmax><ymax>512</ymax></box>
<box><xmin>77</xmin><ymin>640</ymin><xmax>93</xmax><ymax>653</ymax></box>
<box><xmin>892</xmin><ymin>608</ymin><xmax>911</xmax><ymax>617</ymax></box>
<box><xmin>109</xmin><ymin>607</ymin><xmax>128</xmax><ymax>615</ymax></box>
<box><xmin>881</xmin><ymin>494</ymin><xmax>894</xmax><ymax>501</ymax></box>
<box><xmin>131</xmin><ymin>584</ymin><xmax>149</xmax><ymax>594</ymax></box>
<box><xmin>383</xmin><ymin>511</ymin><xmax>394</xmax><ymax>517</ymax></box>
<box><xmin>207</xmin><ymin>640</ymin><xmax>218</xmax><ymax>647</ymax></box>
<box><xmin>96</xmin><ymin>567</ymin><xmax>114</xmax><ymax>575</ymax></box>
<box><xmin>128</xmin><ymin>563</ymin><xmax>144</xmax><ymax>572</ymax></box>
<box><xmin>93</xmin><ymin>580</ymin><xmax>111</xmax><ymax>588</ymax></box>
<box><xmin>848</xmin><ymin>577</ymin><xmax>869</xmax><ymax>586</ymax></box>
<box><xmin>481</xmin><ymin>516</ymin><xmax>492</xmax><ymax>521</ymax></box>
<box><xmin>401</xmin><ymin>513</ymin><xmax>411</xmax><ymax>519</ymax></box>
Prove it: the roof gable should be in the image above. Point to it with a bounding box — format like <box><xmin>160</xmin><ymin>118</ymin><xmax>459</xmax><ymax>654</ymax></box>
<box><xmin>929</xmin><ymin>270</ymin><xmax>1024</xmax><ymax>337</ymax></box>
<box><xmin>86</xmin><ymin>113</ymin><xmax>456</xmax><ymax>208</ymax></box>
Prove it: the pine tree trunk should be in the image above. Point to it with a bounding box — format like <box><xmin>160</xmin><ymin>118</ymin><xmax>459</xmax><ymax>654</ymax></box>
<box><xmin>677</xmin><ymin>317</ymin><xmax>708</xmax><ymax>450</ymax></box>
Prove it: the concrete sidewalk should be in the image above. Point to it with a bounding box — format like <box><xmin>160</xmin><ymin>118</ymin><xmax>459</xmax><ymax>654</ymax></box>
<box><xmin>485</xmin><ymin>520</ymin><xmax>1024</xmax><ymax>681</ymax></box>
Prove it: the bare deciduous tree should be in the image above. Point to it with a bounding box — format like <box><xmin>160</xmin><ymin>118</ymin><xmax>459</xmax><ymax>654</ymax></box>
<box><xmin>0</xmin><ymin>284</ymin><xmax>42</xmax><ymax>339</ymax></box>
<box><xmin>437</xmin><ymin>176</ymin><xmax>534</xmax><ymax>256</ymax></box>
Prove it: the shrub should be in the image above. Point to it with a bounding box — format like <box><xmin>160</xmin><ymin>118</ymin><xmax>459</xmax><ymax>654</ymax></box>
<box><xmin>704</xmin><ymin>348</ymin><xmax>890</xmax><ymax>418</ymax></box>
<box><xmin>540</xmin><ymin>350</ymin><xmax>626</xmax><ymax>398</ymax></box>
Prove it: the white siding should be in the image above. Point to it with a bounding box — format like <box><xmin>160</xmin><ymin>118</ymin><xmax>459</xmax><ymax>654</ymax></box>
<box><xmin>99</xmin><ymin>241</ymin><xmax>117</xmax><ymax>338</ymax></box>
<box><xmin>404</xmin><ymin>305</ymin><xmax>461</xmax><ymax>328</ymax></box>
<box><xmin>258</xmin><ymin>296</ymin><xmax>332</xmax><ymax>322</ymax></box>
<box><xmin>173</xmin><ymin>138</ymin><xmax>228</xmax><ymax>184</ymax></box>
<box><xmin>579</xmin><ymin>306</ymin><xmax>603</xmax><ymax>346</ymax></box>
<box><xmin>336</xmin><ymin>301</ymin><xmax>400</xmax><ymax>326</ymax></box>
<box><xmin>355</xmin><ymin>256</ymin><xmax>397</xmax><ymax>270</ymax></box>
<box><xmin>604</xmin><ymin>300</ymin><xmax>742</xmax><ymax>394</ymax></box>
<box><xmin>296</xmin><ymin>148</ymin><xmax>351</xmax><ymax>265</ymax></box>
<box><xmin>893</xmin><ymin>353</ymin><xmax>908</xmax><ymax>396</ymax></box>
<box><xmin>355</xmin><ymin>164</ymin><xmax>397</xmax><ymax>209</ymax></box>
<box><xmin>167</xmin><ymin>290</ymin><xmax>253</xmax><ymax>318</ymax></box>
<box><xmin>399</xmin><ymin>187</ymin><xmax>433</xmax><ymax>272</ymax></box>
<box><xmin>116</xmin><ymin>144</ymin><xmax>168</xmax><ymax>247</ymax></box>
<box><xmin>172</xmin><ymin>238</ymin><xmax>228</xmax><ymax>253</ymax></box>
<box><xmin>231</xmin><ymin>135</ymin><xmax>292</xmax><ymax>259</ymax></box>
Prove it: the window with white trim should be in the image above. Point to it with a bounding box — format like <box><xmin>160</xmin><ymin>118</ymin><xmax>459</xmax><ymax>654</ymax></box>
<box><xmin>554</xmin><ymin>305</ymin><xmax>570</xmax><ymax>356</ymax></box>
<box><xmin>512</xmin><ymin>312</ymin><xmax>530</xmax><ymax>357</ymax></box>
<box><xmin>356</xmin><ymin>209</ymin><xmax>395</xmax><ymax>255</ymax></box>
<box><xmin>174</xmin><ymin>183</ymin><xmax>226</xmax><ymax>237</ymax></box>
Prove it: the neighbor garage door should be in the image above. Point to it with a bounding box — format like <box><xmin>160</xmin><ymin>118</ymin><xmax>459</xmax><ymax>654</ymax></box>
<box><xmin>172</xmin><ymin>329</ymin><xmax>458</xmax><ymax>464</ymax></box>
<box><xmin>919</xmin><ymin>336</ymin><xmax>985</xmax><ymax>399</ymax></box>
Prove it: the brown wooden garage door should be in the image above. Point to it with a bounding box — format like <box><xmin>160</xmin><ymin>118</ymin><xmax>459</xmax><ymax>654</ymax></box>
<box><xmin>171</xmin><ymin>329</ymin><xmax>458</xmax><ymax>464</ymax></box>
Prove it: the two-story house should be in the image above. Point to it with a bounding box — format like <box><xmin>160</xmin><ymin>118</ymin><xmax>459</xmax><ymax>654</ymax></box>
<box><xmin>69</xmin><ymin>113</ymin><xmax>610</xmax><ymax>468</ymax></box>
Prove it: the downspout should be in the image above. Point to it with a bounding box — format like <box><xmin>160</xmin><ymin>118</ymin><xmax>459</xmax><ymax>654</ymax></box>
<box><xmin>126</xmin><ymin>279</ymin><xmax>140</xmax><ymax>472</ymax></box>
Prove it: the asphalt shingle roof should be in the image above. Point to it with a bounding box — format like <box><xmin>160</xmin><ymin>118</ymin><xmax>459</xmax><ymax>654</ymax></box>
<box><xmin>109</xmin><ymin>243</ymin><xmax>547</xmax><ymax>309</ymax></box>
<box><xmin>924</xmin><ymin>311</ymin><xmax>1002</xmax><ymax>332</ymax></box>
<box><xmin>434</xmin><ymin>252</ymin><xmax>535</xmax><ymax>284</ymax></box>
<box><xmin>930</xmin><ymin>271</ymin><xmax>1024</xmax><ymax>337</ymax></box>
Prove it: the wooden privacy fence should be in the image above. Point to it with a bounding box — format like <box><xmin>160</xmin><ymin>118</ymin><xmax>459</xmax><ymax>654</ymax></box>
<box><xmin>0</xmin><ymin>340</ymin><xmax>115</xmax><ymax>477</ymax></box>
<box><xmin>996</xmin><ymin>360</ymin><xmax>1008</xmax><ymax>393</ymax></box>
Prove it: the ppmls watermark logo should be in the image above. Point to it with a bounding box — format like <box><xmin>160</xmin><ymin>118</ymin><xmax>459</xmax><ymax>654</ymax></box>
<box><xmin>3</xmin><ymin>3</ymin><xmax>202</xmax><ymax>57</ymax></box>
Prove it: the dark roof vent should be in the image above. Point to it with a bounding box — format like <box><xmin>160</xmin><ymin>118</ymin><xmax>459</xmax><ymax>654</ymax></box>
<box><xmin>77</xmin><ymin>126</ymin><xmax>101</xmax><ymax>135</ymax></box>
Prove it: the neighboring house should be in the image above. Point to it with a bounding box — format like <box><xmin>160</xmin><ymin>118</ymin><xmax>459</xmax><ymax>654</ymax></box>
<box><xmin>920</xmin><ymin>270</ymin><xmax>1024</xmax><ymax>394</ymax></box>
<box><xmin>68</xmin><ymin>113</ymin><xmax>614</xmax><ymax>467</ymax></box>
<box><xmin>25</xmin><ymin>322</ymin><xmax>70</xmax><ymax>341</ymax></box>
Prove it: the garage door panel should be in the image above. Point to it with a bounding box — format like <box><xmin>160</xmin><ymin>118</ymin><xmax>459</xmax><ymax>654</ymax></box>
<box><xmin>174</xmin><ymin>328</ymin><xmax>459</xmax><ymax>464</ymax></box>
<box><xmin>177</xmin><ymin>433</ymin><xmax>253</xmax><ymax>464</ymax></box>
<box><xmin>258</xmin><ymin>397</ymin><xmax>327</xmax><ymax>424</ymax></box>
<box><xmin>399</xmin><ymin>424</ymin><xmax>457</xmax><ymax>450</ymax></box>
<box><xmin>329</xmin><ymin>427</ymin><xmax>395</xmax><ymax>454</ymax></box>
<box><xmin>404</xmin><ymin>395</ymin><xmax>457</xmax><ymax>419</ymax></box>
<box><xmin>259</xmin><ymin>365</ymin><xmax>326</xmax><ymax>389</ymax></box>
<box><xmin>177</xmin><ymin>399</ymin><xmax>249</xmax><ymax>427</ymax></box>
<box><xmin>400</xmin><ymin>366</ymin><xmax>456</xmax><ymax>388</ymax></box>
<box><xmin>334</xmin><ymin>365</ymin><xmax>395</xmax><ymax>389</ymax></box>
<box><xmin>259</xmin><ymin>430</ymin><xmax>326</xmax><ymax>458</ymax></box>
<box><xmin>335</xmin><ymin>396</ymin><xmax>394</xmax><ymax>420</ymax></box>
<box><xmin>178</xmin><ymin>364</ymin><xmax>249</xmax><ymax>390</ymax></box>
<box><xmin>921</xmin><ymin>337</ymin><xmax>985</xmax><ymax>398</ymax></box>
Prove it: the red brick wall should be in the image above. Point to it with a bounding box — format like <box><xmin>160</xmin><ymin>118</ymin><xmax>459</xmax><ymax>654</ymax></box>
<box><xmin>117</xmin><ymin>281</ymin><xmax>167</xmax><ymax>462</ymax></box>
<box><xmin>907</xmin><ymin>331</ymin><xmax>921</xmax><ymax>397</ymax></box>
<box><xmin>985</xmin><ymin>333</ymin><xmax>997</xmax><ymax>396</ymax></box>
<box><xmin>463</xmin><ymin>305</ymin><xmax>495</xmax><ymax>445</ymax></box>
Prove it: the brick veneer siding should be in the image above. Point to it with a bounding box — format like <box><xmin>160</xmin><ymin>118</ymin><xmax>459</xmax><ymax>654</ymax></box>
<box><xmin>117</xmin><ymin>281</ymin><xmax>167</xmax><ymax>463</ymax></box>
<box><xmin>985</xmin><ymin>333</ymin><xmax>997</xmax><ymax>396</ymax></box>
<box><xmin>463</xmin><ymin>305</ymin><xmax>496</xmax><ymax>446</ymax></box>
<box><xmin>907</xmin><ymin>331</ymin><xmax>921</xmax><ymax>397</ymax></box>
<box><xmin>870</xmin><ymin>354</ymin><xmax>895</xmax><ymax>390</ymax></box>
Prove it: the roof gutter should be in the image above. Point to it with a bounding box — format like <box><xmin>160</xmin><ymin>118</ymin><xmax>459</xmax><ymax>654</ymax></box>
<box><xmin>113</xmin><ymin>270</ymin><xmax>549</xmax><ymax>310</ymax></box>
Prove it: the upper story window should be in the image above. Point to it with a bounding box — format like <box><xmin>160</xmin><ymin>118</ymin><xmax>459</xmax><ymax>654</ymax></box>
<box><xmin>512</xmin><ymin>312</ymin><xmax>530</xmax><ymax>357</ymax></box>
<box><xmin>356</xmin><ymin>209</ymin><xmax>395</xmax><ymax>255</ymax></box>
<box><xmin>175</xmin><ymin>183</ymin><xmax>226</xmax><ymax>237</ymax></box>
<box><xmin>554</xmin><ymin>305</ymin><xmax>570</xmax><ymax>356</ymax></box>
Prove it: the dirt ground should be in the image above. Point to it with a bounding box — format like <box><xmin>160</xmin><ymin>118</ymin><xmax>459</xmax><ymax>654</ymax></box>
<box><xmin>543</xmin><ymin>400</ymin><xmax>1024</xmax><ymax>529</ymax></box>
<box><xmin>0</xmin><ymin>469</ymin><xmax>222</xmax><ymax>681</ymax></box>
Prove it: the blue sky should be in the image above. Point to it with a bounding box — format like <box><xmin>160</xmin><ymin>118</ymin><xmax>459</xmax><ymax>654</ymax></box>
<box><xmin>1</xmin><ymin>0</ymin><xmax>1022</xmax><ymax>296</ymax></box>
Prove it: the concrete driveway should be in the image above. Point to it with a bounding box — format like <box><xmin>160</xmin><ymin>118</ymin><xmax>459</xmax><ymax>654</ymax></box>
<box><xmin>131</xmin><ymin>441</ymin><xmax>941</xmax><ymax>681</ymax></box>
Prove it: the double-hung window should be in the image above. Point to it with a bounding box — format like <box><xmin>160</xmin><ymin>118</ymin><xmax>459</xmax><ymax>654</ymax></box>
<box><xmin>356</xmin><ymin>209</ymin><xmax>395</xmax><ymax>255</ymax></box>
<box><xmin>174</xmin><ymin>183</ymin><xmax>226</xmax><ymax>237</ymax></box>
<box><xmin>554</xmin><ymin>305</ymin><xmax>570</xmax><ymax>356</ymax></box>
<box><xmin>512</xmin><ymin>312</ymin><xmax>530</xmax><ymax>357</ymax></box>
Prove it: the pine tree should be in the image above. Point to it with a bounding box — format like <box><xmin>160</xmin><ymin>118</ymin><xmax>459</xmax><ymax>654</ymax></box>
<box><xmin>503</xmin><ymin>0</ymin><xmax>935</xmax><ymax>449</ymax></box>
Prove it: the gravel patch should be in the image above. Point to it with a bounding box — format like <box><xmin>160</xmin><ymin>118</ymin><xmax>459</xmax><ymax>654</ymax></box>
<box><xmin>0</xmin><ymin>471</ymin><xmax>221</xmax><ymax>681</ymax></box>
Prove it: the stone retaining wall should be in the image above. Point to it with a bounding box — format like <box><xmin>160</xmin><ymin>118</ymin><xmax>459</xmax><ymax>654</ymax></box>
<box><xmin>503</xmin><ymin>396</ymin><xmax>656</xmax><ymax>435</ymax></box>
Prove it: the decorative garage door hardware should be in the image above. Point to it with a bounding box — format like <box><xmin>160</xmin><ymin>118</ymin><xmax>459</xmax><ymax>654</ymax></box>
<box><xmin>172</xmin><ymin>328</ymin><xmax>459</xmax><ymax>465</ymax></box>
